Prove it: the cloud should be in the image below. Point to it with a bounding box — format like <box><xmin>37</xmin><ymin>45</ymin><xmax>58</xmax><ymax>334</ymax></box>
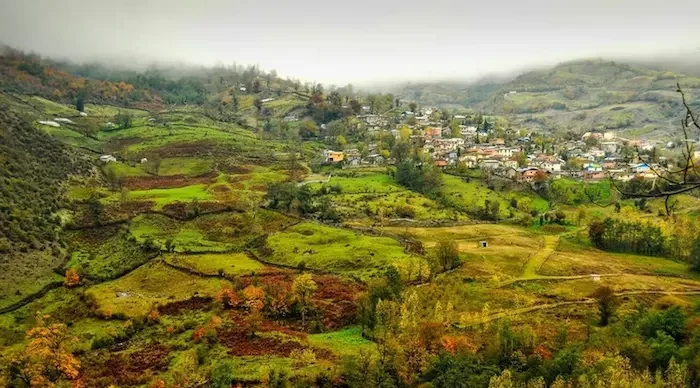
<box><xmin>1</xmin><ymin>0</ymin><xmax>699</xmax><ymax>84</ymax></box>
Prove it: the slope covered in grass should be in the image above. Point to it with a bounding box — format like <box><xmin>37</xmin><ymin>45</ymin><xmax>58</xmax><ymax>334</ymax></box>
<box><xmin>262</xmin><ymin>222</ymin><xmax>419</xmax><ymax>281</ymax></box>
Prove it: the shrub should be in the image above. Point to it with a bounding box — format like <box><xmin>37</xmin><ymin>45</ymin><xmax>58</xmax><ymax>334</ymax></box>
<box><xmin>290</xmin><ymin>349</ymin><xmax>317</xmax><ymax>367</ymax></box>
<box><xmin>395</xmin><ymin>205</ymin><xmax>416</xmax><ymax>219</ymax></box>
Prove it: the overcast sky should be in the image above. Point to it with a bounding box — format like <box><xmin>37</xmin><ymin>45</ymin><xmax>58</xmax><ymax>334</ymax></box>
<box><xmin>1</xmin><ymin>0</ymin><xmax>699</xmax><ymax>84</ymax></box>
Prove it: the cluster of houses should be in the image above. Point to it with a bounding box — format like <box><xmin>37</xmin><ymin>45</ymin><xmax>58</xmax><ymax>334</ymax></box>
<box><xmin>321</xmin><ymin>109</ymin><xmax>697</xmax><ymax>184</ymax></box>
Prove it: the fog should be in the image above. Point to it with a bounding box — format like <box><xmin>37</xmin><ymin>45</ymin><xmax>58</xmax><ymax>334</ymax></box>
<box><xmin>1</xmin><ymin>0</ymin><xmax>699</xmax><ymax>85</ymax></box>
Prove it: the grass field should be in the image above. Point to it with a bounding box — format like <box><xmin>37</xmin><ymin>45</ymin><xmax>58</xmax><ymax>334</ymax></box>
<box><xmin>165</xmin><ymin>252</ymin><xmax>264</xmax><ymax>276</ymax></box>
<box><xmin>308</xmin><ymin>326</ymin><xmax>376</xmax><ymax>356</ymax></box>
<box><xmin>87</xmin><ymin>261</ymin><xmax>231</xmax><ymax>317</ymax></box>
<box><xmin>439</xmin><ymin>175</ymin><xmax>547</xmax><ymax>218</ymax></box>
<box><xmin>312</xmin><ymin>173</ymin><xmax>403</xmax><ymax>194</ymax></box>
<box><xmin>129</xmin><ymin>210</ymin><xmax>294</xmax><ymax>253</ymax></box>
<box><xmin>263</xmin><ymin>222</ymin><xmax>420</xmax><ymax>281</ymax></box>
<box><xmin>539</xmin><ymin>238</ymin><xmax>697</xmax><ymax>278</ymax></box>
<box><xmin>117</xmin><ymin>184</ymin><xmax>213</xmax><ymax>207</ymax></box>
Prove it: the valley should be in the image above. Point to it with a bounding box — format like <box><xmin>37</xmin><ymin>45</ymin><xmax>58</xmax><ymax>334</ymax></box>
<box><xmin>1</xmin><ymin>48</ymin><xmax>700</xmax><ymax>388</ymax></box>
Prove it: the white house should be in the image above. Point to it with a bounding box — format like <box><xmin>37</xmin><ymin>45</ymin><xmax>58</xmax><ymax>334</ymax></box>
<box><xmin>100</xmin><ymin>155</ymin><xmax>117</xmax><ymax>163</ymax></box>
<box><xmin>541</xmin><ymin>160</ymin><xmax>563</xmax><ymax>173</ymax></box>
<box><xmin>480</xmin><ymin>159</ymin><xmax>501</xmax><ymax>170</ymax></box>
<box><xmin>38</xmin><ymin>120</ymin><xmax>60</xmax><ymax>127</ymax></box>
<box><xmin>55</xmin><ymin>118</ymin><xmax>74</xmax><ymax>124</ymax></box>
<box><xmin>140</xmin><ymin>158</ymin><xmax>148</xmax><ymax>164</ymax></box>
<box><xmin>460</xmin><ymin>126</ymin><xmax>477</xmax><ymax>135</ymax></box>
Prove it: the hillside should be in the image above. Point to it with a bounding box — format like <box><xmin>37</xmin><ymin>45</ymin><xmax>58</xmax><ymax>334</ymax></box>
<box><xmin>3</xmin><ymin>50</ymin><xmax>700</xmax><ymax>388</ymax></box>
<box><xmin>398</xmin><ymin>59</ymin><xmax>700</xmax><ymax>139</ymax></box>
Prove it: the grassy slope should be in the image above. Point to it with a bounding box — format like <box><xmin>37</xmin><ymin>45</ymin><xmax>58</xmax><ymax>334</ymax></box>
<box><xmin>263</xmin><ymin>222</ymin><xmax>419</xmax><ymax>281</ymax></box>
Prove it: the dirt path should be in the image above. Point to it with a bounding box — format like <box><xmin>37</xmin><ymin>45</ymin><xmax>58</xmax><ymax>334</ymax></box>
<box><xmin>522</xmin><ymin>235</ymin><xmax>559</xmax><ymax>278</ymax></box>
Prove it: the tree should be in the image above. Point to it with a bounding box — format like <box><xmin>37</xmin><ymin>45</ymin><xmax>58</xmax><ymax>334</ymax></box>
<box><xmin>292</xmin><ymin>273</ymin><xmax>317</xmax><ymax>325</ymax></box>
<box><xmin>113</xmin><ymin>111</ymin><xmax>133</xmax><ymax>129</ymax></box>
<box><xmin>395</xmin><ymin>160</ymin><xmax>443</xmax><ymax>194</ymax></box>
<box><xmin>336</xmin><ymin>135</ymin><xmax>347</xmax><ymax>149</ymax></box>
<box><xmin>147</xmin><ymin>156</ymin><xmax>162</xmax><ymax>176</ymax></box>
<box><xmin>216</xmin><ymin>287</ymin><xmax>240</xmax><ymax>309</ymax></box>
<box><xmin>210</xmin><ymin>361</ymin><xmax>235</xmax><ymax>388</ymax></box>
<box><xmin>690</xmin><ymin>235</ymin><xmax>700</xmax><ymax>271</ymax></box>
<box><xmin>409</xmin><ymin>102</ymin><xmax>417</xmax><ymax>113</ymax></box>
<box><xmin>243</xmin><ymin>285</ymin><xmax>265</xmax><ymax>312</ymax></box>
<box><xmin>436</xmin><ymin>240</ymin><xmax>461</xmax><ymax>272</ymax></box>
<box><xmin>253</xmin><ymin>98</ymin><xmax>263</xmax><ymax>113</ymax></box>
<box><xmin>63</xmin><ymin>269</ymin><xmax>80</xmax><ymax>287</ymax></box>
<box><xmin>299</xmin><ymin>120</ymin><xmax>319</xmax><ymax>138</ymax></box>
<box><xmin>12</xmin><ymin>316</ymin><xmax>81</xmax><ymax>386</ymax></box>
<box><xmin>391</xmin><ymin>141</ymin><xmax>411</xmax><ymax>163</ymax></box>
<box><xmin>75</xmin><ymin>90</ymin><xmax>86</xmax><ymax>112</ymax></box>
<box><xmin>591</xmin><ymin>286</ymin><xmax>616</xmax><ymax>326</ymax></box>
<box><xmin>86</xmin><ymin>193</ymin><xmax>103</xmax><ymax>224</ymax></box>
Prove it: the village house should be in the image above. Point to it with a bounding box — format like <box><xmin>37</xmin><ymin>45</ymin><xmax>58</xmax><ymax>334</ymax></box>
<box><xmin>516</xmin><ymin>167</ymin><xmax>542</xmax><ymax>183</ymax></box>
<box><xmin>425</xmin><ymin>127</ymin><xmax>442</xmax><ymax>139</ymax></box>
<box><xmin>600</xmin><ymin>141</ymin><xmax>619</xmax><ymax>154</ymax></box>
<box><xmin>496</xmin><ymin>147</ymin><xmax>518</xmax><ymax>158</ymax></box>
<box><xmin>589</xmin><ymin>148</ymin><xmax>606</xmax><ymax>159</ymax></box>
<box><xmin>584</xmin><ymin>171</ymin><xmax>607</xmax><ymax>181</ymax></box>
<box><xmin>283</xmin><ymin>114</ymin><xmax>299</xmax><ymax>122</ymax></box>
<box><xmin>631</xmin><ymin>162</ymin><xmax>651</xmax><ymax>174</ymax></box>
<box><xmin>480</xmin><ymin>159</ymin><xmax>501</xmax><ymax>170</ymax></box>
<box><xmin>503</xmin><ymin>159</ymin><xmax>519</xmax><ymax>170</ymax></box>
<box><xmin>459</xmin><ymin>154</ymin><xmax>478</xmax><ymax>168</ymax></box>
<box><xmin>602</xmin><ymin>157</ymin><xmax>622</xmax><ymax>169</ymax></box>
<box><xmin>358</xmin><ymin>114</ymin><xmax>385</xmax><ymax>127</ymax></box>
<box><xmin>460</xmin><ymin>125</ymin><xmax>477</xmax><ymax>136</ymax></box>
<box><xmin>415</xmin><ymin>116</ymin><xmax>430</xmax><ymax>125</ymax></box>
<box><xmin>323</xmin><ymin>150</ymin><xmax>345</xmax><ymax>163</ymax></box>
<box><xmin>584</xmin><ymin>163</ymin><xmax>603</xmax><ymax>172</ymax></box>
<box><xmin>541</xmin><ymin>159</ymin><xmax>564</xmax><ymax>173</ymax></box>
<box><xmin>434</xmin><ymin>160</ymin><xmax>448</xmax><ymax>169</ymax></box>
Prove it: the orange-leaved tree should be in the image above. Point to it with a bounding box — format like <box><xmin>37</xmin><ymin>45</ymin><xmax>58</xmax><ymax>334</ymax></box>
<box><xmin>10</xmin><ymin>315</ymin><xmax>80</xmax><ymax>387</ymax></box>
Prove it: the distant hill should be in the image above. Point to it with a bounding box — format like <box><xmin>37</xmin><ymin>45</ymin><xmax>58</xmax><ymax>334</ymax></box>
<box><xmin>397</xmin><ymin>59</ymin><xmax>700</xmax><ymax>139</ymax></box>
<box><xmin>393</xmin><ymin>81</ymin><xmax>501</xmax><ymax>109</ymax></box>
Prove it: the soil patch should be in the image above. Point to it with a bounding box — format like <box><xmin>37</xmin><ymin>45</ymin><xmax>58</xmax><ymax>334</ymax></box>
<box><xmin>81</xmin><ymin>343</ymin><xmax>170</xmax><ymax>387</ymax></box>
<box><xmin>125</xmin><ymin>172</ymin><xmax>216</xmax><ymax>190</ymax></box>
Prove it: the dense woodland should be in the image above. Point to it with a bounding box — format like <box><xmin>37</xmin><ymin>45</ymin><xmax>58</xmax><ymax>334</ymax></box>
<box><xmin>0</xmin><ymin>108</ymin><xmax>89</xmax><ymax>254</ymax></box>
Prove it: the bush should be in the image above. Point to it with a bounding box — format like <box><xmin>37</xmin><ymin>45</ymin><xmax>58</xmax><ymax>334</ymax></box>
<box><xmin>395</xmin><ymin>205</ymin><xmax>416</xmax><ymax>219</ymax></box>
<box><xmin>542</xmin><ymin>224</ymin><xmax>566</xmax><ymax>234</ymax></box>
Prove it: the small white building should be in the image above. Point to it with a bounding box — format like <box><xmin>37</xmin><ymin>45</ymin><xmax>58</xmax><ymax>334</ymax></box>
<box><xmin>79</xmin><ymin>112</ymin><xmax>88</xmax><ymax>117</ymax></box>
<box><xmin>55</xmin><ymin>118</ymin><xmax>74</xmax><ymax>124</ymax></box>
<box><xmin>590</xmin><ymin>274</ymin><xmax>601</xmax><ymax>281</ymax></box>
<box><xmin>140</xmin><ymin>158</ymin><xmax>148</xmax><ymax>164</ymax></box>
<box><xmin>38</xmin><ymin>120</ymin><xmax>61</xmax><ymax>127</ymax></box>
<box><xmin>100</xmin><ymin>155</ymin><xmax>117</xmax><ymax>163</ymax></box>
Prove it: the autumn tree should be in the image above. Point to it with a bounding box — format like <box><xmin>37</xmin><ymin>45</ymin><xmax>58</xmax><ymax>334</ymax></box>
<box><xmin>292</xmin><ymin>273</ymin><xmax>317</xmax><ymax>325</ymax></box>
<box><xmin>216</xmin><ymin>287</ymin><xmax>240</xmax><ymax>309</ymax></box>
<box><xmin>243</xmin><ymin>285</ymin><xmax>265</xmax><ymax>312</ymax></box>
<box><xmin>11</xmin><ymin>316</ymin><xmax>80</xmax><ymax>386</ymax></box>
<box><xmin>63</xmin><ymin>268</ymin><xmax>80</xmax><ymax>287</ymax></box>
